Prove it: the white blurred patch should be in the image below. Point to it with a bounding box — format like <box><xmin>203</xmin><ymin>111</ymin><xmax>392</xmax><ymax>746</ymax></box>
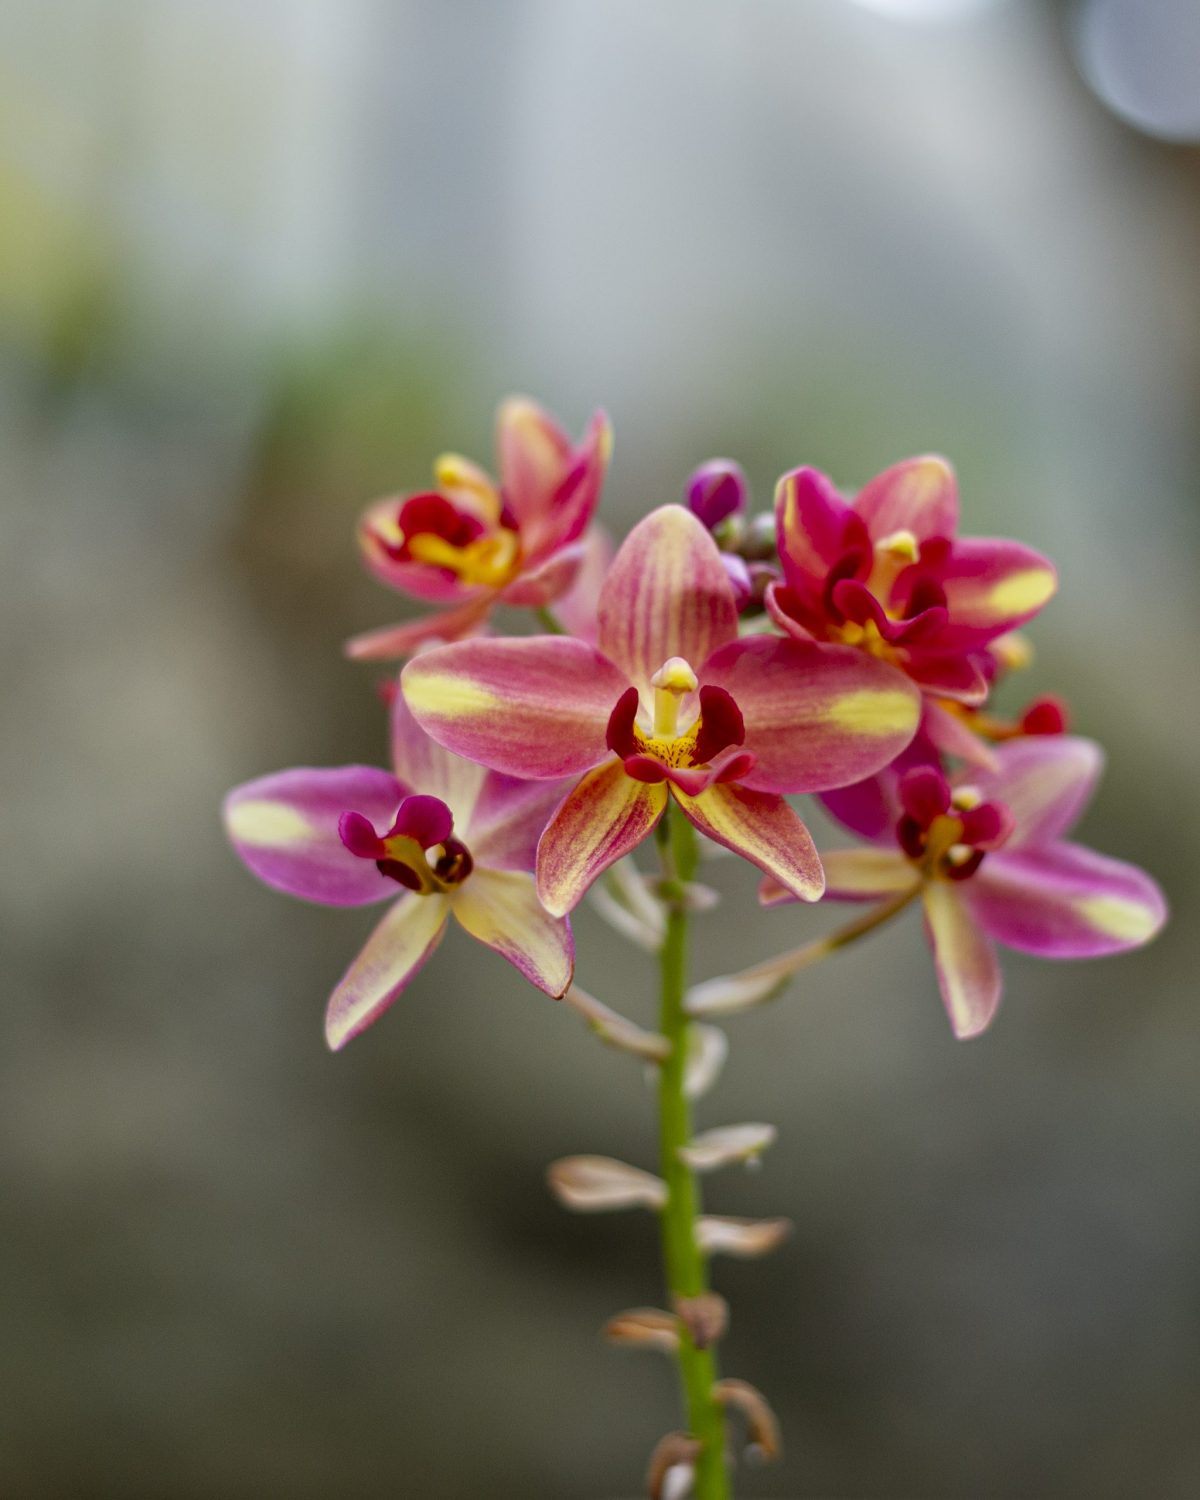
<box><xmin>1076</xmin><ymin>0</ymin><xmax>1200</xmax><ymax>142</ymax></box>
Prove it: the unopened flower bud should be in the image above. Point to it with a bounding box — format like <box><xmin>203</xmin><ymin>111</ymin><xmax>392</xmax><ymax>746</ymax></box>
<box><xmin>1020</xmin><ymin>695</ymin><xmax>1069</xmax><ymax>735</ymax></box>
<box><xmin>686</xmin><ymin>459</ymin><xmax>747</xmax><ymax>532</ymax></box>
<box><xmin>739</xmin><ymin>510</ymin><xmax>777</xmax><ymax>562</ymax></box>
<box><xmin>720</xmin><ymin>552</ymin><xmax>753</xmax><ymax>608</ymax></box>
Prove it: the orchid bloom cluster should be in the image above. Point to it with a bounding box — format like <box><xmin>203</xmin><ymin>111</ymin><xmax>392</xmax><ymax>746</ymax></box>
<box><xmin>223</xmin><ymin>397</ymin><xmax>1164</xmax><ymax>1500</ymax></box>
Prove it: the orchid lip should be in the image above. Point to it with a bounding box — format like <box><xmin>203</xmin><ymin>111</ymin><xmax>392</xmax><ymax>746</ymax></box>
<box><xmin>604</xmin><ymin>669</ymin><xmax>749</xmax><ymax>791</ymax></box>
<box><xmin>338</xmin><ymin>793</ymin><xmax>474</xmax><ymax>894</ymax></box>
<box><xmin>895</xmin><ymin>766</ymin><xmax>1013</xmax><ymax>882</ymax></box>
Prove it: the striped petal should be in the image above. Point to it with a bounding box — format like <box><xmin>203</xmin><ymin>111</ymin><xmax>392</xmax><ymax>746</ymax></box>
<box><xmin>524</xmin><ymin>409</ymin><xmax>613</xmax><ymax>561</ymax></box>
<box><xmin>344</xmin><ymin>598</ymin><xmax>492</xmax><ymax>661</ymax></box>
<box><xmin>552</xmin><ymin>525</ymin><xmax>613</xmax><ymax>644</ymax></box>
<box><xmin>853</xmin><ymin>455</ymin><xmax>958</xmax><ymax>542</ymax></box>
<box><xmin>537</xmin><ymin>762</ymin><xmax>669</xmax><ymax>916</ymax></box>
<box><xmin>495</xmin><ymin>397</ymin><xmax>573</xmax><ymax>536</ymax></box>
<box><xmin>774</xmin><ymin>466</ymin><xmax>859</xmax><ymax>590</ymax></box>
<box><xmin>699</xmin><ymin>636</ymin><xmax>921</xmax><ymax>794</ymax></box>
<box><xmin>401</xmin><ymin>636</ymin><xmax>627</xmax><ymax>779</ymax></box>
<box><xmin>324</xmin><ymin>893</ymin><xmax>450</xmax><ymax>1049</ymax></box>
<box><xmin>598</xmin><ymin>506</ymin><xmax>738</xmax><ymax>697</ymax></box>
<box><xmin>967</xmin><ymin>843</ymin><xmax>1166</xmax><ymax>958</ymax></box>
<box><xmin>970</xmin><ymin>736</ymin><xmax>1103</xmax><ymax>848</ymax></box>
<box><xmin>466</xmin><ymin>772</ymin><xmax>573</xmax><ymax>871</ymax></box>
<box><xmin>674</xmin><ymin>783</ymin><xmax>824</xmax><ymax>902</ymax></box>
<box><xmin>450</xmin><ymin>868</ymin><xmax>574</xmax><ymax>996</ymax></box>
<box><xmin>390</xmin><ymin>690</ymin><xmax>487</xmax><ymax>829</ymax></box>
<box><xmin>922</xmin><ymin>881</ymin><xmax>1003</xmax><ymax>1039</ymax></box>
<box><xmin>224</xmin><ymin>766</ymin><xmax>406</xmax><ymax>906</ymax></box>
<box><xmin>927</xmin><ymin>539</ymin><xmax>1058</xmax><ymax>641</ymax></box>
<box><xmin>501</xmin><ymin>541</ymin><xmax>586</xmax><ymax>607</ymax></box>
<box><xmin>818</xmin><ymin>847</ymin><xmax>919</xmax><ymax>901</ymax></box>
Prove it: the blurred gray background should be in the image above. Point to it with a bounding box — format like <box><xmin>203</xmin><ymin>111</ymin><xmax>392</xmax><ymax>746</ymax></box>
<box><xmin>3</xmin><ymin>1</ymin><xmax>1198</xmax><ymax>1495</ymax></box>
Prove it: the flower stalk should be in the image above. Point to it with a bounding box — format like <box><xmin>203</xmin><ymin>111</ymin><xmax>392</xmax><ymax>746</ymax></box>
<box><xmin>656</xmin><ymin>804</ymin><xmax>730</xmax><ymax>1499</ymax></box>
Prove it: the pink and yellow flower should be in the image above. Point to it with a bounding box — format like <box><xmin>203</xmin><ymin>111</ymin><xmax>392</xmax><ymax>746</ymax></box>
<box><xmin>765</xmin><ymin>737</ymin><xmax>1166</xmax><ymax>1038</ymax></box>
<box><xmin>767</xmin><ymin>458</ymin><xmax>1058</xmax><ymax>705</ymax></box>
<box><xmin>223</xmin><ymin>696</ymin><xmax>574</xmax><ymax>1048</ymax></box>
<box><xmin>347</xmin><ymin>398</ymin><xmax>612</xmax><ymax>659</ymax></box>
<box><xmin>402</xmin><ymin>505</ymin><xmax>923</xmax><ymax>917</ymax></box>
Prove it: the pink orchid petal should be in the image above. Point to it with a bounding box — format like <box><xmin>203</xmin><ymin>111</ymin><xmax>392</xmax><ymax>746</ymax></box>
<box><xmin>390</xmin><ymin>793</ymin><xmax>454</xmax><ymax>848</ymax></box>
<box><xmin>324</xmin><ymin>892</ymin><xmax>450</xmax><ymax>1050</ymax></box>
<box><xmin>810</xmin><ymin>847</ymin><xmax>918</xmax><ymax>901</ymax></box>
<box><xmin>924</xmin><ymin>539</ymin><xmax>1058</xmax><ymax>640</ymax></box>
<box><xmin>831</xmin><ymin>579</ymin><xmax>947</xmax><ymax>645</ymax></box>
<box><xmin>450</xmin><ymin>868</ymin><xmax>575</xmax><ymax>997</ymax></box>
<box><xmin>345</xmin><ymin>598</ymin><xmax>493</xmax><ymax>661</ymax></box>
<box><xmin>356</xmin><ymin>496</ymin><xmax>486</xmax><ymax>603</ymax></box>
<box><xmin>598</xmin><ymin>506</ymin><xmax>738</xmax><ymax>696</ymax></box>
<box><xmin>495</xmin><ymin>397</ymin><xmax>575</xmax><ymax>536</ymax></box>
<box><xmin>763</xmin><ymin>581</ymin><xmax>820</xmax><ymax>642</ymax></box>
<box><xmin>699</xmin><ymin>636</ymin><xmax>921</xmax><ymax>794</ymax></box>
<box><xmin>674</xmin><ymin>784</ymin><xmax>824</xmax><ymax>903</ymax></box>
<box><xmin>903</xmin><ymin>649</ymin><xmax>989</xmax><ymax>705</ymax></box>
<box><xmin>501</xmin><ymin>541</ymin><xmax>587</xmax><ymax>607</ymax></box>
<box><xmin>922</xmin><ymin>700</ymin><xmax>1000</xmax><ymax>771</ymax></box>
<box><xmin>523</xmin><ymin>409</ymin><xmax>613</xmax><ymax>561</ymax></box>
<box><xmin>390</xmin><ymin>690</ymin><xmax>487</xmax><ymax>830</ymax></box>
<box><xmin>553</xmin><ymin>526</ymin><xmax>613</xmax><ymax>644</ymax></box>
<box><xmin>401</xmin><ymin>636</ymin><xmax>627</xmax><ymax>779</ymax></box>
<box><xmin>466</xmin><ymin>772</ymin><xmax>574</xmax><ymax>872</ymax></box>
<box><xmin>853</xmin><ymin>455</ymin><xmax>959</xmax><ymax>542</ymax></box>
<box><xmin>969</xmin><ymin>736</ymin><xmax>1103</xmax><ymax>848</ymax></box>
<box><xmin>620</xmin><ymin>745</ymin><xmax>756</xmax><ymax>797</ymax></box>
<box><xmin>224</xmin><ymin>766</ymin><xmax>407</xmax><ymax>906</ymax></box>
<box><xmin>774</xmin><ymin>467</ymin><xmax>860</xmax><ymax>591</ymax></box>
<box><xmin>537</xmin><ymin>762</ymin><xmax>669</xmax><ymax>916</ymax></box>
<box><xmin>819</xmin><ymin>779</ymin><xmax>898</xmax><ymax>844</ymax></box>
<box><xmin>922</xmin><ymin>881</ymin><xmax>1003</xmax><ymax>1039</ymax></box>
<box><xmin>966</xmin><ymin>843</ymin><xmax>1166</xmax><ymax>958</ymax></box>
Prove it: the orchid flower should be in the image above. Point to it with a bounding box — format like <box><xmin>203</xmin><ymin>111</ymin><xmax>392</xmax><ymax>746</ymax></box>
<box><xmin>764</xmin><ymin>737</ymin><xmax>1166</xmax><ymax>1039</ymax></box>
<box><xmin>401</xmin><ymin>505</ymin><xmax>922</xmax><ymax>917</ymax></box>
<box><xmin>767</xmin><ymin>457</ymin><xmax>1058</xmax><ymax>707</ymax></box>
<box><xmin>347</xmin><ymin>397</ymin><xmax>612</xmax><ymax>659</ymax></box>
<box><xmin>223</xmin><ymin>695</ymin><xmax>573</xmax><ymax>1048</ymax></box>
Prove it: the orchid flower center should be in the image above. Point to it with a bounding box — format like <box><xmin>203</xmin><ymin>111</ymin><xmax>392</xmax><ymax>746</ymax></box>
<box><xmin>836</xmin><ymin>615</ymin><xmax>896</xmax><ymax>659</ymax></box>
<box><xmin>338</xmin><ymin>794</ymin><xmax>474</xmax><ymax>894</ymax></box>
<box><xmin>369</xmin><ymin>470</ymin><xmax>522</xmax><ymax>590</ymax></box>
<box><xmin>605</xmin><ymin>660</ymin><xmax>753</xmax><ymax>791</ymax></box>
<box><xmin>651</xmin><ymin>656</ymin><xmax>699</xmax><ymax>738</ymax></box>
<box><xmin>896</xmin><ymin>774</ymin><xmax>1013</xmax><ymax>883</ymax></box>
<box><xmin>866</xmin><ymin>528</ymin><xmax>920</xmax><ymax>600</ymax></box>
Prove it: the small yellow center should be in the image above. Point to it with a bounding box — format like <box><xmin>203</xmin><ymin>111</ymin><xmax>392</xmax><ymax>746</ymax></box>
<box><xmin>406</xmin><ymin>527</ymin><xmax>520</xmax><ymax>588</ymax></box>
<box><xmin>836</xmin><ymin>617</ymin><xmax>901</xmax><ymax>664</ymax></box>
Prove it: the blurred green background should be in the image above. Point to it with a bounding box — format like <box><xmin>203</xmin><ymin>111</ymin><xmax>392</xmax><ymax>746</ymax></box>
<box><xmin>3</xmin><ymin>2</ymin><xmax>1198</xmax><ymax>1496</ymax></box>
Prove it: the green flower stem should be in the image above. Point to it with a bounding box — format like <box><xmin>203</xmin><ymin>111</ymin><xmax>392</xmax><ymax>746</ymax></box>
<box><xmin>656</xmin><ymin>804</ymin><xmax>731</xmax><ymax>1499</ymax></box>
<box><xmin>533</xmin><ymin>605</ymin><xmax>564</xmax><ymax>634</ymax></box>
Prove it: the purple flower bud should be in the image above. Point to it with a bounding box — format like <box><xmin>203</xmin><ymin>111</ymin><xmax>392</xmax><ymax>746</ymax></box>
<box><xmin>685</xmin><ymin>459</ymin><xmax>748</xmax><ymax>531</ymax></box>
